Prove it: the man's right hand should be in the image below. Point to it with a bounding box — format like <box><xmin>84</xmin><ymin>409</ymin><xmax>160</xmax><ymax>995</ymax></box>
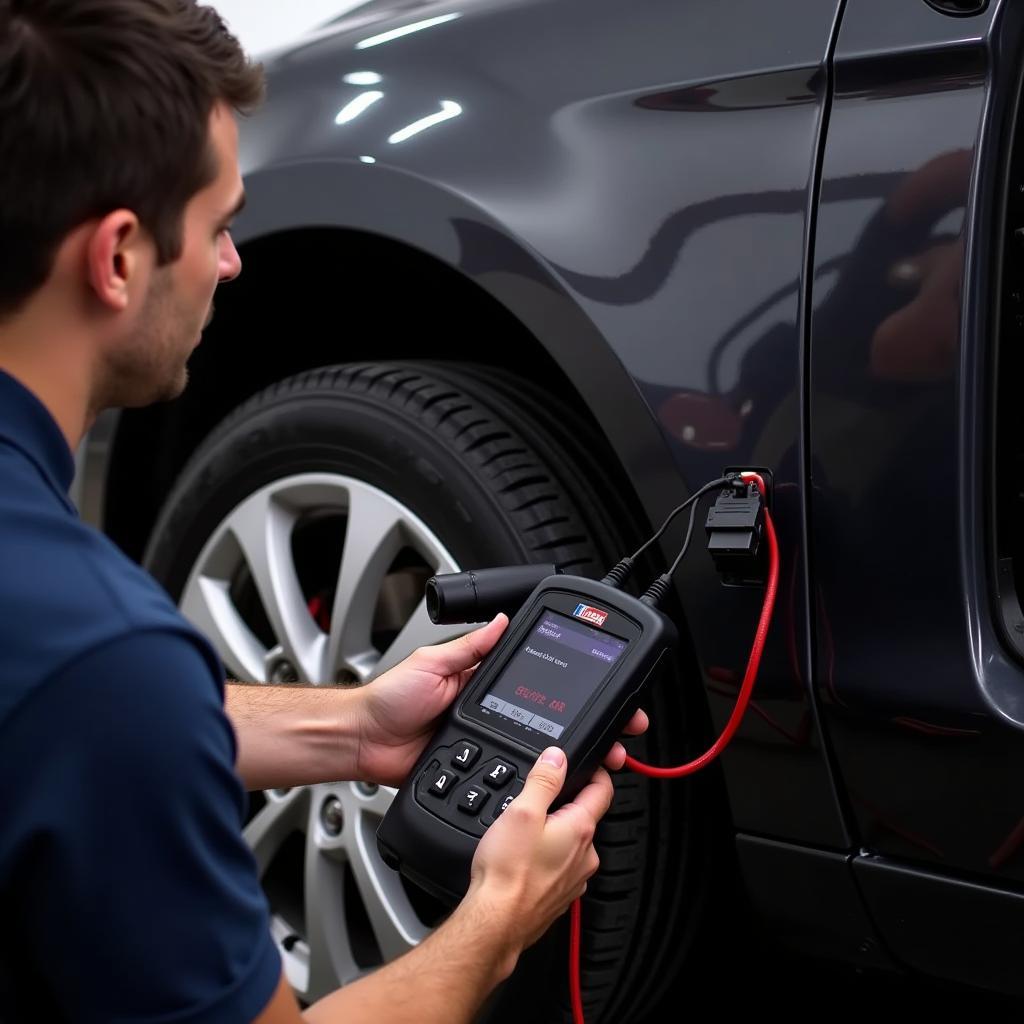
<box><xmin>465</xmin><ymin>745</ymin><xmax>613</xmax><ymax>954</ymax></box>
<box><xmin>262</xmin><ymin>745</ymin><xmax>613</xmax><ymax>1024</ymax></box>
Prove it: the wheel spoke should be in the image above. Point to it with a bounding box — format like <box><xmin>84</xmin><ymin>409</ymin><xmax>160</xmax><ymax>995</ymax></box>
<box><xmin>180</xmin><ymin>575</ymin><xmax>266</xmax><ymax>682</ymax></box>
<box><xmin>350</xmin><ymin>781</ymin><xmax>398</xmax><ymax>819</ymax></box>
<box><xmin>244</xmin><ymin>788</ymin><xmax>307</xmax><ymax>874</ymax></box>
<box><xmin>325</xmin><ymin>486</ymin><xmax>405</xmax><ymax>681</ymax></box>
<box><xmin>373</xmin><ymin>597</ymin><xmax>468</xmax><ymax>677</ymax></box>
<box><xmin>347</xmin><ymin>807</ymin><xmax>429</xmax><ymax>960</ymax></box>
<box><xmin>304</xmin><ymin>808</ymin><xmax>360</xmax><ymax>995</ymax></box>
<box><xmin>229</xmin><ymin>489</ymin><xmax>324</xmax><ymax>682</ymax></box>
<box><xmin>343</xmin><ymin>648</ymin><xmax>382</xmax><ymax>685</ymax></box>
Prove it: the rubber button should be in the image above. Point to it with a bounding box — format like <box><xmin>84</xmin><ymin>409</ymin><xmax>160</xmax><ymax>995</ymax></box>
<box><xmin>451</xmin><ymin>741</ymin><xmax>481</xmax><ymax>771</ymax></box>
<box><xmin>456</xmin><ymin>784</ymin><xmax>490</xmax><ymax>815</ymax></box>
<box><xmin>481</xmin><ymin>759</ymin><xmax>515</xmax><ymax>789</ymax></box>
<box><xmin>426</xmin><ymin>768</ymin><xmax>459</xmax><ymax>798</ymax></box>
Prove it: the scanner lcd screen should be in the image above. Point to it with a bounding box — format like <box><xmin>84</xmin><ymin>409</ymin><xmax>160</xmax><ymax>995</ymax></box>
<box><xmin>478</xmin><ymin>609</ymin><xmax>627</xmax><ymax>745</ymax></box>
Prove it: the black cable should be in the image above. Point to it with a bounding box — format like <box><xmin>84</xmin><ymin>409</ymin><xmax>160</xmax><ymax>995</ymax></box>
<box><xmin>667</xmin><ymin>495</ymin><xmax>701</xmax><ymax>579</ymax></box>
<box><xmin>630</xmin><ymin>475</ymin><xmax>730</xmax><ymax>563</ymax></box>
<box><xmin>638</xmin><ymin>477</ymin><xmax>736</xmax><ymax>606</ymax></box>
<box><xmin>603</xmin><ymin>476</ymin><xmax>730</xmax><ymax>589</ymax></box>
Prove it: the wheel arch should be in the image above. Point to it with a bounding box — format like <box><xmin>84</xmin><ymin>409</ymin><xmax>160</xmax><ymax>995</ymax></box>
<box><xmin>99</xmin><ymin>162</ymin><xmax>678</xmax><ymax>565</ymax></box>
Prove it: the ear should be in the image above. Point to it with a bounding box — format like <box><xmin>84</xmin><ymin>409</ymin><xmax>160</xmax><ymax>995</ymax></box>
<box><xmin>85</xmin><ymin>210</ymin><xmax>150</xmax><ymax>312</ymax></box>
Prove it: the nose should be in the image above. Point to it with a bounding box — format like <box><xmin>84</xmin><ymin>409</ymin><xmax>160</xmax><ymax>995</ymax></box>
<box><xmin>219</xmin><ymin>232</ymin><xmax>242</xmax><ymax>282</ymax></box>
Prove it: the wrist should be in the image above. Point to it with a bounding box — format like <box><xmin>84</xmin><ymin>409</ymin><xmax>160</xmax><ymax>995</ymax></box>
<box><xmin>225</xmin><ymin>681</ymin><xmax>365</xmax><ymax>790</ymax></box>
<box><xmin>452</xmin><ymin>883</ymin><xmax>525</xmax><ymax>983</ymax></box>
<box><xmin>349</xmin><ymin>684</ymin><xmax>381</xmax><ymax>782</ymax></box>
<box><xmin>306</xmin><ymin>682</ymin><xmax>366</xmax><ymax>782</ymax></box>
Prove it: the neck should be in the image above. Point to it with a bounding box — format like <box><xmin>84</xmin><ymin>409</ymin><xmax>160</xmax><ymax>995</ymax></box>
<box><xmin>0</xmin><ymin>315</ymin><xmax>96</xmax><ymax>452</ymax></box>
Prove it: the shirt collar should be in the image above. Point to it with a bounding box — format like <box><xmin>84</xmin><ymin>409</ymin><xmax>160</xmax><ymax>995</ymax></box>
<box><xmin>0</xmin><ymin>370</ymin><xmax>77</xmax><ymax>511</ymax></box>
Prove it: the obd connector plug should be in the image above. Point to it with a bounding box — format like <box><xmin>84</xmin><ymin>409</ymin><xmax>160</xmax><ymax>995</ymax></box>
<box><xmin>705</xmin><ymin>478</ymin><xmax>765</xmax><ymax>583</ymax></box>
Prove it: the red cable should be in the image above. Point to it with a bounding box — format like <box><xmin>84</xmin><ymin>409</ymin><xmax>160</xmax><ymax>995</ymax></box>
<box><xmin>569</xmin><ymin>896</ymin><xmax>584</xmax><ymax>1022</ymax></box>
<box><xmin>570</xmin><ymin>473</ymin><xmax>779</xmax><ymax>1024</ymax></box>
<box><xmin>625</xmin><ymin>474</ymin><xmax>778</xmax><ymax>777</ymax></box>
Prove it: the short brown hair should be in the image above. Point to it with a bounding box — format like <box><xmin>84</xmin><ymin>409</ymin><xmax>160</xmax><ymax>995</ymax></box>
<box><xmin>0</xmin><ymin>0</ymin><xmax>264</xmax><ymax>317</ymax></box>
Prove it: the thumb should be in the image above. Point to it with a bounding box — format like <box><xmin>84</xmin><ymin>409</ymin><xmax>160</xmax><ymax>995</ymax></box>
<box><xmin>516</xmin><ymin>747</ymin><xmax>567</xmax><ymax>815</ymax></box>
<box><xmin>418</xmin><ymin>613</ymin><xmax>509</xmax><ymax>676</ymax></box>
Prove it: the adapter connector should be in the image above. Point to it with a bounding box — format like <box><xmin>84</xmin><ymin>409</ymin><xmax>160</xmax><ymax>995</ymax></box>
<box><xmin>705</xmin><ymin>480</ymin><xmax>765</xmax><ymax>583</ymax></box>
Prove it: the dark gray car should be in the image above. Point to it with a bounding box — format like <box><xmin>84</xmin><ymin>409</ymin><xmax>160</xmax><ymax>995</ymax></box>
<box><xmin>76</xmin><ymin>0</ymin><xmax>1024</xmax><ymax>1018</ymax></box>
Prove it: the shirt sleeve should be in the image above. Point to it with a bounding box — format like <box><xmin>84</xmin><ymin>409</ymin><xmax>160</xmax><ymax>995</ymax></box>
<box><xmin>2</xmin><ymin>629</ymin><xmax>282</xmax><ymax>1024</ymax></box>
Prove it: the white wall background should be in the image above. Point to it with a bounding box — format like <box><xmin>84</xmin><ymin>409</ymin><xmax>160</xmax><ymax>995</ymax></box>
<box><xmin>202</xmin><ymin>1</ymin><xmax>366</xmax><ymax>56</ymax></box>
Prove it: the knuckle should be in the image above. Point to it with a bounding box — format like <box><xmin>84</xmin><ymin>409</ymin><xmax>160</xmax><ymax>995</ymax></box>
<box><xmin>573</xmin><ymin>813</ymin><xmax>596</xmax><ymax>845</ymax></box>
<box><xmin>528</xmin><ymin>769</ymin><xmax>561</xmax><ymax>795</ymax></box>
<box><xmin>460</xmin><ymin>634</ymin><xmax>485</xmax><ymax>660</ymax></box>
<box><xmin>502</xmin><ymin>801</ymin><xmax>535</xmax><ymax>828</ymax></box>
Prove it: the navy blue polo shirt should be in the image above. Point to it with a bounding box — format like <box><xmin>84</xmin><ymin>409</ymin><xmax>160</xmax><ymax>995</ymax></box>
<box><xmin>0</xmin><ymin>371</ymin><xmax>281</xmax><ymax>1022</ymax></box>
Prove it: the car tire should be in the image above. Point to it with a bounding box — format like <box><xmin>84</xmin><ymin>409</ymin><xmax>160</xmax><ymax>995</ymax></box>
<box><xmin>144</xmin><ymin>362</ymin><xmax>718</xmax><ymax>1022</ymax></box>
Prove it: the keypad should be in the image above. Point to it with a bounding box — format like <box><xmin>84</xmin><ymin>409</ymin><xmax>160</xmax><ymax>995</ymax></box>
<box><xmin>415</xmin><ymin>743</ymin><xmax>522</xmax><ymax>835</ymax></box>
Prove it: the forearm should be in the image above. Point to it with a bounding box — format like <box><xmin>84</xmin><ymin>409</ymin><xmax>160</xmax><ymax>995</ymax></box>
<box><xmin>302</xmin><ymin>890</ymin><xmax>522</xmax><ymax>1024</ymax></box>
<box><xmin>224</xmin><ymin>682</ymin><xmax>365</xmax><ymax>791</ymax></box>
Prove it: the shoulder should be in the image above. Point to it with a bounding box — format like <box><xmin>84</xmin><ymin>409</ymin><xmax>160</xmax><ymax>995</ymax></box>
<box><xmin>1</xmin><ymin>629</ymin><xmax>241</xmax><ymax>864</ymax></box>
<box><xmin>5</xmin><ymin>629</ymin><xmax>232</xmax><ymax>772</ymax></box>
<box><xmin>0</xmin><ymin>471</ymin><xmax>220</xmax><ymax>724</ymax></box>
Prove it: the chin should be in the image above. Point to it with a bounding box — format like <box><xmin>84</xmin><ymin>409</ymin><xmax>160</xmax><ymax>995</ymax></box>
<box><xmin>167</xmin><ymin>367</ymin><xmax>190</xmax><ymax>400</ymax></box>
<box><xmin>146</xmin><ymin>367</ymin><xmax>190</xmax><ymax>406</ymax></box>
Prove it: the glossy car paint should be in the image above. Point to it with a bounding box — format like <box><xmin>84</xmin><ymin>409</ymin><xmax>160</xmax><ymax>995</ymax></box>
<box><xmin>810</xmin><ymin>0</ymin><xmax>1017</xmax><ymax>879</ymax></box>
<box><xmin>797</xmin><ymin>0</ymin><xmax>1024</xmax><ymax>988</ymax></box>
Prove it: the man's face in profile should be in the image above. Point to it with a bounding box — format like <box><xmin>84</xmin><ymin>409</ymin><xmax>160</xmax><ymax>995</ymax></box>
<box><xmin>107</xmin><ymin>101</ymin><xmax>244</xmax><ymax>407</ymax></box>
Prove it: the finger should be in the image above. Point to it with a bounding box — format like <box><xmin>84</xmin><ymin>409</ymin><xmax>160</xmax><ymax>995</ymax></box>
<box><xmin>559</xmin><ymin>766</ymin><xmax>614</xmax><ymax>823</ymax></box>
<box><xmin>603</xmin><ymin>741</ymin><xmax>626</xmax><ymax>771</ymax></box>
<box><xmin>514</xmin><ymin>747</ymin><xmax>567</xmax><ymax>816</ymax></box>
<box><xmin>602</xmin><ymin>709</ymin><xmax>648</xmax><ymax>769</ymax></box>
<box><xmin>417</xmin><ymin>614</ymin><xmax>509</xmax><ymax>677</ymax></box>
<box><xmin>621</xmin><ymin>708</ymin><xmax>649</xmax><ymax>737</ymax></box>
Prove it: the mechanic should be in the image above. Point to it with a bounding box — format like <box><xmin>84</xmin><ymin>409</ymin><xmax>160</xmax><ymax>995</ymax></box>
<box><xmin>0</xmin><ymin>3</ymin><xmax>645</xmax><ymax>1021</ymax></box>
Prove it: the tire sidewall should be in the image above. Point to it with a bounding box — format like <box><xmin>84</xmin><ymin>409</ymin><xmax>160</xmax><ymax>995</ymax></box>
<box><xmin>147</xmin><ymin>393</ymin><xmax>533</xmax><ymax>597</ymax></box>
